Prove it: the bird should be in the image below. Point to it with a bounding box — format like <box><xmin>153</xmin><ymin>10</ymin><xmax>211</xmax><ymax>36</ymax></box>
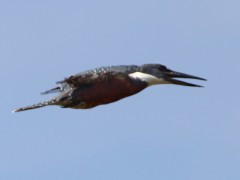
<box><xmin>13</xmin><ymin>64</ymin><xmax>206</xmax><ymax>112</ymax></box>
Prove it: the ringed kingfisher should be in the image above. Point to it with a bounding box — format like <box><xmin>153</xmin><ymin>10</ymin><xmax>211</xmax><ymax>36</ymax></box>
<box><xmin>13</xmin><ymin>64</ymin><xmax>206</xmax><ymax>112</ymax></box>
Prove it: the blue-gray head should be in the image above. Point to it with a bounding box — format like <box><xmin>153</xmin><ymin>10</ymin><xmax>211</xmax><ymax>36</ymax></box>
<box><xmin>129</xmin><ymin>64</ymin><xmax>206</xmax><ymax>87</ymax></box>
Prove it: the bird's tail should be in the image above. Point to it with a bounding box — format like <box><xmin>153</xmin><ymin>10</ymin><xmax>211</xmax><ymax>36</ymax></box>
<box><xmin>12</xmin><ymin>99</ymin><xmax>56</xmax><ymax>113</ymax></box>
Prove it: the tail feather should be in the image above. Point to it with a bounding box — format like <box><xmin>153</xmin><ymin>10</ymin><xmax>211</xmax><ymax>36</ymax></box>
<box><xmin>12</xmin><ymin>100</ymin><xmax>55</xmax><ymax>113</ymax></box>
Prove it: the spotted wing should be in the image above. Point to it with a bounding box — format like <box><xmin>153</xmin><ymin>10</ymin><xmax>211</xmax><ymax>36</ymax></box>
<box><xmin>59</xmin><ymin>65</ymin><xmax>140</xmax><ymax>87</ymax></box>
<box><xmin>42</xmin><ymin>65</ymin><xmax>140</xmax><ymax>95</ymax></box>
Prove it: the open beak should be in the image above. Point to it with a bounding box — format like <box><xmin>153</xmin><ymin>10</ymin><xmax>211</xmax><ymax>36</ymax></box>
<box><xmin>163</xmin><ymin>70</ymin><xmax>207</xmax><ymax>87</ymax></box>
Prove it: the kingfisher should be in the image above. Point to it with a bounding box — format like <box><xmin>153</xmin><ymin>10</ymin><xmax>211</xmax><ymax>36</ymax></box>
<box><xmin>13</xmin><ymin>64</ymin><xmax>206</xmax><ymax>112</ymax></box>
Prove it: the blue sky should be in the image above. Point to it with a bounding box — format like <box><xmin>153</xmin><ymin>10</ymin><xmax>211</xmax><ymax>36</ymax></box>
<box><xmin>1</xmin><ymin>0</ymin><xmax>240</xmax><ymax>179</ymax></box>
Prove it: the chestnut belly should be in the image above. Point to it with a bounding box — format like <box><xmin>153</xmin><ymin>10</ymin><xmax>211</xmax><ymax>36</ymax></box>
<box><xmin>73</xmin><ymin>79</ymin><xmax>148</xmax><ymax>108</ymax></box>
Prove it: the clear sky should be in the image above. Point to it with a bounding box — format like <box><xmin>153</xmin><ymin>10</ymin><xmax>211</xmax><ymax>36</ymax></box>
<box><xmin>1</xmin><ymin>0</ymin><xmax>240</xmax><ymax>179</ymax></box>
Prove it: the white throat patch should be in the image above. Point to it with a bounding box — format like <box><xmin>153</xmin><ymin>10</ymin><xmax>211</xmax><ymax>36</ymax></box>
<box><xmin>129</xmin><ymin>72</ymin><xmax>166</xmax><ymax>86</ymax></box>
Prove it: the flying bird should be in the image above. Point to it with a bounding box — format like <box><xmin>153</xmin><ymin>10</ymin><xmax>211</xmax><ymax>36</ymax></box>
<box><xmin>13</xmin><ymin>64</ymin><xmax>206</xmax><ymax>112</ymax></box>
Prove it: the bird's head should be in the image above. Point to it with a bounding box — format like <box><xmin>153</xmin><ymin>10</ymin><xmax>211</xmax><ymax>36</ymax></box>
<box><xmin>129</xmin><ymin>64</ymin><xmax>206</xmax><ymax>87</ymax></box>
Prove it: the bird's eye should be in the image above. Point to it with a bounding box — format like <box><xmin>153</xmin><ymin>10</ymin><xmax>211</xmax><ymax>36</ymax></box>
<box><xmin>158</xmin><ymin>65</ymin><xmax>168</xmax><ymax>71</ymax></box>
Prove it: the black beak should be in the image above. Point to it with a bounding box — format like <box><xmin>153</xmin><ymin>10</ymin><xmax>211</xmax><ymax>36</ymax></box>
<box><xmin>164</xmin><ymin>70</ymin><xmax>207</xmax><ymax>87</ymax></box>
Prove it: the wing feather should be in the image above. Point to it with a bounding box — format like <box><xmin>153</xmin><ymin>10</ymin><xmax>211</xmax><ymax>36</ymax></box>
<box><xmin>59</xmin><ymin>65</ymin><xmax>140</xmax><ymax>87</ymax></box>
